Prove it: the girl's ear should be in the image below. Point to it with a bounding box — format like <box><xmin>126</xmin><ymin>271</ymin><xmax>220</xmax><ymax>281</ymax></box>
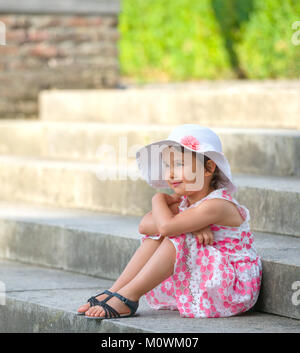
<box><xmin>205</xmin><ymin>160</ymin><xmax>216</xmax><ymax>175</ymax></box>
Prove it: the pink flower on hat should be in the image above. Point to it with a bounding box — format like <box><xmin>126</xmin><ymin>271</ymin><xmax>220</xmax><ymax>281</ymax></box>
<box><xmin>180</xmin><ymin>135</ymin><xmax>200</xmax><ymax>151</ymax></box>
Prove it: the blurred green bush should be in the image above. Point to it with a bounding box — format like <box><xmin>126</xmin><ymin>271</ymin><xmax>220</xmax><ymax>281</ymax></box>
<box><xmin>118</xmin><ymin>0</ymin><xmax>300</xmax><ymax>81</ymax></box>
<box><xmin>236</xmin><ymin>0</ymin><xmax>300</xmax><ymax>78</ymax></box>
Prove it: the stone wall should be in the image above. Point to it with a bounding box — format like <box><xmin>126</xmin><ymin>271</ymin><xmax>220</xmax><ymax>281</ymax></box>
<box><xmin>0</xmin><ymin>0</ymin><xmax>120</xmax><ymax>119</ymax></box>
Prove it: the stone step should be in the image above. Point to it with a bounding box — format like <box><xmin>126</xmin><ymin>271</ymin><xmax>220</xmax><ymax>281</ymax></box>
<box><xmin>0</xmin><ymin>120</ymin><xmax>299</xmax><ymax>177</ymax></box>
<box><xmin>39</xmin><ymin>85</ymin><xmax>300</xmax><ymax>129</ymax></box>
<box><xmin>0</xmin><ymin>201</ymin><xmax>299</xmax><ymax>320</ymax></box>
<box><xmin>123</xmin><ymin>79</ymin><xmax>300</xmax><ymax>90</ymax></box>
<box><xmin>0</xmin><ymin>155</ymin><xmax>299</xmax><ymax>237</ymax></box>
<box><xmin>1</xmin><ymin>259</ymin><xmax>300</xmax><ymax>333</ymax></box>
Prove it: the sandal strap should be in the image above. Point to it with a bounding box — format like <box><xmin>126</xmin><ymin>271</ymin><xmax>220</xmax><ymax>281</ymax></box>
<box><xmin>101</xmin><ymin>302</ymin><xmax>120</xmax><ymax>318</ymax></box>
<box><xmin>93</xmin><ymin>290</ymin><xmax>113</xmax><ymax>298</ymax></box>
<box><xmin>87</xmin><ymin>296</ymin><xmax>101</xmax><ymax>307</ymax></box>
<box><xmin>102</xmin><ymin>304</ymin><xmax>110</xmax><ymax>319</ymax></box>
<box><xmin>87</xmin><ymin>290</ymin><xmax>112</xmax><ymax>307</ymax></box>
<box><xmin>101</xmin><ymin>292</ymin><xmax>139</xmax><ymax>315</ymax></box>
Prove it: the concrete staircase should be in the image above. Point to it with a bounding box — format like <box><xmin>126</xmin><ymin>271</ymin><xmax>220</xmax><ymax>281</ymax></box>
<box><xmin>0</xmin><ymin>81</ymin><xmax>300</xmax><ymax>332</ymax></box>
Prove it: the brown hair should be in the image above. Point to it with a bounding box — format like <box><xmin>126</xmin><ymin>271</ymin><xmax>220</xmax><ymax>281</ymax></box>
<box><xmin>167</xmin><ymin>145</ymin><xmax>228</xmax><ymax>190</ymax></box>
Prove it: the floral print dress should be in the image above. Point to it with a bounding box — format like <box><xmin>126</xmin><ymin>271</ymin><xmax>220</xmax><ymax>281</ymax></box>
<box><xmin>139</xmin><ymin>187</ymin><xmax>262</xmax><ymax>318</ymax></box>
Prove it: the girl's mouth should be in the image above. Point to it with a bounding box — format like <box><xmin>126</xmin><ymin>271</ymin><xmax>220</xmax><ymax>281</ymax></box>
<box><xmin>171</xmin><ymin>182</ymin><xmax>182</xmax><ymax>187</ymax></box>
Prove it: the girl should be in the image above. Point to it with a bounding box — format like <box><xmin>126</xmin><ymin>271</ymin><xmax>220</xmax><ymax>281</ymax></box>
<box><xmin>77</xmin><ymin>124</ymin><xmax>262</xmax><ymax>319</ymax></box>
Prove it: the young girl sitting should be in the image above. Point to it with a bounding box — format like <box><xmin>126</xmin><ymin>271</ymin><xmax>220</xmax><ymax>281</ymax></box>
<box><xmin>77</xmin><ymin>124</ymin><xmax>262</xmax><ymax>319</ymax></box>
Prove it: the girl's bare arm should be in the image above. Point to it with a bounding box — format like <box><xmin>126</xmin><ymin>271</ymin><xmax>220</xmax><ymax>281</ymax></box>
<box><xmin>138</xmin><ymin>211</ymin><xmax>159</xmax><ymax>236</ymax></box>
<box><xmin>139</xmin><ymin>202</ymin><xmax>212</xmax><ymax>238</ymax></box>
<box><xmin>138</xmin><ymin>202</ymin><xmax>180</xmax><ymax>236</ymax></box>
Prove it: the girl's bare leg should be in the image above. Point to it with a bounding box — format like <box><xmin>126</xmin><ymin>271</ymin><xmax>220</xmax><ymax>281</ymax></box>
<box><xmin>77</xmin><ymin>236</ymin><xmax>164</xmax><ymax>313</ymax></box>
<box><xmin>86</xmin><ymin>236</ymin><xmax>176</xmax><ymax>317</ymax></box>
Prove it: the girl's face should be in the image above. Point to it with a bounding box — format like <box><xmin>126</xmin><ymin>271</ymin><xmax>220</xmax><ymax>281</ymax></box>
<box><xmin>161</xmin><ymin>147</ymin><xmax>206</xmax><ymax>194</ymax></box>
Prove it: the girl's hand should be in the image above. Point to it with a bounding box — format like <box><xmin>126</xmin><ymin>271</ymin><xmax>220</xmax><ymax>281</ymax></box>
<box><xmin>168</xmin><ymin>200</ymin><xmax>181</xmax><ymax>215</ymax></box>
<box><xmin>163</xmin><ymin>193</ymin><xmax>182</xmax><ymax>206</ymax></box>
<box><xmin>192</xmin><ymin>225</ymin><xmax>214</xmax><ymax>246</ymax></box>
<box><xmin>151</xmin><ymin>193</ymin><xmax>181</xmax><ymax>216</ymax></box>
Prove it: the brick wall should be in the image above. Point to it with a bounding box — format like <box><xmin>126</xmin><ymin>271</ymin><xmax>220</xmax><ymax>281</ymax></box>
<box><xmin>0</xmin><ymin>0</ymin><xmax>120</xmax><ymax>119</ymax></box>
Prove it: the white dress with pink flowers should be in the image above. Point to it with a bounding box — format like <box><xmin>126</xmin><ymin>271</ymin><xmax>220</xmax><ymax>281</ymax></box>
<box><xmin>139</xmin><ymin>187</ymin><xmax>262</xmax><ymax>318</ymax></box>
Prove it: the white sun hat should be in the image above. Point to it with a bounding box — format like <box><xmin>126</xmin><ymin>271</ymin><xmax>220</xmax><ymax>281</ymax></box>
<box><xmin>135</xmin><ymin>124</ymin><xmax>237</xmax><ymax>194</ymax></box>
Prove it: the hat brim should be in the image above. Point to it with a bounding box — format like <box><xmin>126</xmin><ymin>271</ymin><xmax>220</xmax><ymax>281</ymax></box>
<box><xmin>136</xmin><ymin>140</ymin><xmax>237</xmax><ymax>193</ymax></box>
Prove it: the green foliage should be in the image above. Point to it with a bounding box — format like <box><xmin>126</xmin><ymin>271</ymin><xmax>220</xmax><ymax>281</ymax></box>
<box><xmin>118</xmin><ymin>0</ymin><xmax>300</xmax><ymax>81</ymax></box>
<box><xmin>211</xmin><ymin>0</ymin><xmax>255</xmax><ymax>77</ymax></box>
<box><xmin>236</xmin><ymin>0</ymin><xmax>300</xmax><ymax>78</ymax></box>
<box><xmin>118</xmin><ymin>0</ymin><xmax>232</xmax><ymax>82</ymax></box>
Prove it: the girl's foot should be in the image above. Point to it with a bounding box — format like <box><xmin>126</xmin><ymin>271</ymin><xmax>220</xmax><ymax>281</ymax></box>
<box><xmin>85</xmin><ymin>293</ymin><xmax>132</xmax><ymax>317</ymax></box>
<box><xmin>84</xmin><ymin>289</ymin><xmax>139</xmax><ymax>317</ymax></box>
<box><xmin>77</xmin><ymin>290</ymin><xmax>112</xmax><ymax>314</ymax></box>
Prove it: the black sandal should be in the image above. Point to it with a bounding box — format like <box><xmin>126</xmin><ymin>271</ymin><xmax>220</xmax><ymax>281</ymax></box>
<box><xmin>84</xmin><ymin>291</ymin><xmax>139</xmax><ymax>319</ymax></box>
<box><xmin>77</xmin><ymin>289</ymin><xmax>113</xmax><ymax>315</ymax></box>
